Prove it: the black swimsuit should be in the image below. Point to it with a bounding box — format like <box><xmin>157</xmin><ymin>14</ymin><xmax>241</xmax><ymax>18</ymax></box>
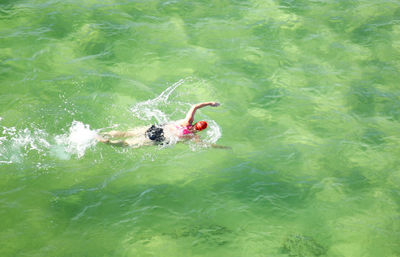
<box><xmin>145</xmin><ymin>125</ymin><xmax>165</xmax><ymax>142</ymax></box>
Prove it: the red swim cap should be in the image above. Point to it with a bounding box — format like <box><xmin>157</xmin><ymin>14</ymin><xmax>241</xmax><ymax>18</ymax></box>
<box><xmin>195</xmin><ymin>121</ymin><xmax>207</xmax><ymax>131</ymax></box>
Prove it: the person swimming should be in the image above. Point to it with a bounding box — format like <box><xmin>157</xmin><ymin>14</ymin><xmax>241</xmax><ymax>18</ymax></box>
<box><xmin>97</xmin><ymin>102</ymin><xmax>228</xmax><ymax>148</ymax></box>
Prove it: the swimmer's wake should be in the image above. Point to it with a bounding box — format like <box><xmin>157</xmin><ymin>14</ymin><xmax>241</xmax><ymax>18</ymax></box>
<box><xmin>0</xmin><ymin>120</ymin><xmax>99</xmax><ymax>164</ymax></box>
<box><xmin>0</xmin><ymin>79</ymin><xmax>228</xmax><ymax>166</ymax></box>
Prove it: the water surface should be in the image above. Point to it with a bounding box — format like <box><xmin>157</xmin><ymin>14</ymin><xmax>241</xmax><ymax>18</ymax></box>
<box><xmin>1</xmin><ymin>0</ymin><xmax>400</xmax><ymax>256</ymax></box>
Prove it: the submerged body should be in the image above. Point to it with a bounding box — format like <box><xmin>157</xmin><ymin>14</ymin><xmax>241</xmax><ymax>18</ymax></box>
<box><xmin>97</xmin><ymin>102</ymin><xmax>228</xmax><ymax>148</ymax></box>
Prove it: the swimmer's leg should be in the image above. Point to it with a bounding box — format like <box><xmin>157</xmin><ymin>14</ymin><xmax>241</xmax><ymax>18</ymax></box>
<box><xmin>102</xmin><ymin>130</ymin><xmax>136</xmax><ymax>138</ymax></box>
<box><xmin>124</xmin><ymin>137</ymin><xmax>154</xmax><ymax>148</ymax></box>
<box><xmin>96</xmin><ymin>134</ymin><xmax>109</xmax><ymax>143</ymax></box>
<box><xmin>96</xmin><ymin>135</ymin><xmax>129</xmax><ymax>146</ymax></box>
<box><xmin>105</xmin><ymin>139</ymin><xmax>129</xmax><ymax>147</ymax></box>
<box><xmin>108</xmin><ymin>139</ymin><xmax>129</xmax><ymax>147</ymax></box>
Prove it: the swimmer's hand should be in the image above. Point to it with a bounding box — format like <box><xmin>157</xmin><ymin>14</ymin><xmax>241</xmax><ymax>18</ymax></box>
<box><xmin>210</xmin><ymin>102</ymin><xmax>220</xmax><ymax>107</ymax></box>
<box><xmin>211</xmin><ymin>144</ymin><xmax>231</xmax><ymax>149</ymax></box>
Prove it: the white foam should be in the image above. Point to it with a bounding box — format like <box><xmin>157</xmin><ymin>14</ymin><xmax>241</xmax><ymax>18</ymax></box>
<box><xmin>54</xmin><ymin>121</ymin><xmax>98</xmax><ymax>159</ymax></box>
<box><xmin>0</xmin><ymin>125</ymin><xmax>51</xmax><ymax>164</ymax></box>
<box><xmin>0</xmin><ymin>120</ymin><xmax>99</xmax><ymax>164</ymax></box>
<box><xmin>130</xmin><ymin>79</ymin><xmax>186</xmax><ymax>124</ymax></box>
<box><xmin>205</xmin><ymin>120</ymin><xmax>222</xmax><ymax>144</ymax></box>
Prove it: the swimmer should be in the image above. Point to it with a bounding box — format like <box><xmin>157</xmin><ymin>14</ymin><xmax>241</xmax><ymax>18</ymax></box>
<box><xmin>97</xmin><ymin>102</ymin><xmax>229</xmax><ymax>149</ymax></box>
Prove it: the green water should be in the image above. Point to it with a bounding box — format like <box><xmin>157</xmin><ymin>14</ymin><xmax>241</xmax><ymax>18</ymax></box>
<box><xmin>1</xmin><ymin>0</ymin><xmax>400</xmax><ymax>256</ymax></box>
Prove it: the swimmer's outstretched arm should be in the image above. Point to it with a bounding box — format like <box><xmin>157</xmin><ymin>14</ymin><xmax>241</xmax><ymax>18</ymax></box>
<box><xmin>192</xmin><ymin>134</ymin><xmax>231</xmax><ymax>149</ymax></box>
<box><xmin>183</xmin><ymin>102</ymin><xmax>220</xmax><ymax>126</ymax></box>
<box><xmin>210</xmin><ymin>144</ymin><xmax>232</xmax><ymax>149</ymax></box>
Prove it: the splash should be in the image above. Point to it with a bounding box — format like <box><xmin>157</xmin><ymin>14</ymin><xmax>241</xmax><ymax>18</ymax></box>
<box><xmin>0</xmin><ymin>120</ymin><xmax>100</xmax><ymax>165</ymax></box>
<box><xmin>129</xmin><ymin>78</ymin><xmax>222</xmax><ymax>149</ymax></box>
<box><xmin>0</xmin><ymin>78</ymin><xmax>223</xmax><ymax>166</ymax></box>
<box><xmin>205</xmin><ymin>120</ymin><xmax>222</xmax><ymax>144</ymax></box>
<box><xmin>54</xmin><ymin>121</ymin><xmax>98</xmax><ymax>159</ymax></box>
<box><xmin>130</xmin><ymin>79</ymin><xmax>186</xmax><ymax>124</ymax></box>
<box><xmin>0</xmin><ymin>122</ymin><xmax>51</xmax><ymax>164</ymax></box>
<box><xmin>187</xmin><ymin>120</ymin><xmax>222</xmax><ymax>151</ymax></box>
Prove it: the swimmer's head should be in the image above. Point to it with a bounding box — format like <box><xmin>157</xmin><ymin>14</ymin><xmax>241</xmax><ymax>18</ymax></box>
<box><xmin>194</xmin><ymin>121</ymin><xmax>207</xmax><ymax>131</ymax></box>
